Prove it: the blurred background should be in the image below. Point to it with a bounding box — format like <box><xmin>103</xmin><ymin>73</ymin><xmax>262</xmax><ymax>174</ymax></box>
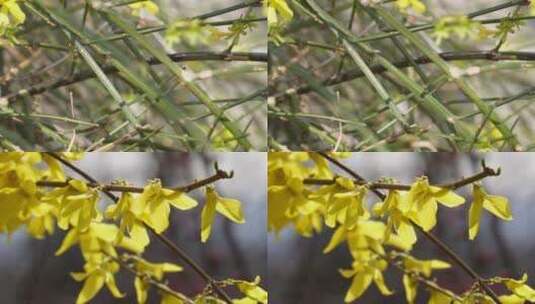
<box><xmin>0</xmin><ymin>152</ymin><xmax>266</xmax><ymax>303</ymax></box>
<box><xmin>268</xmin><ymin>153</ymin><xmax>535</xmax><ymax>303</ymax></box>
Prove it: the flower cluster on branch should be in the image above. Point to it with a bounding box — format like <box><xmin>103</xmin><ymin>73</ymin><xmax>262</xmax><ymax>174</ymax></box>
<box><xmin>0</xmin><ymin>152</ymin><xmax>267</xmax><ymax>304</ymax></box>
<box><xmin>268</xmin><ymin>152</ymin><xmax>533</xmax><ymax>304</ymax></box>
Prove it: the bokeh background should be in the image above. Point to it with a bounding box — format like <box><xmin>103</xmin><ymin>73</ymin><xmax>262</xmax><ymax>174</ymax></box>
<box><xmin>269</xmin><ymin>153</ymin><xmax>535</xmax><ymax>303</ymax></box>
<box><xmin>0</xmin><ymin>152</ymin><xmax>267</xmax><ymax>303</ymax></box>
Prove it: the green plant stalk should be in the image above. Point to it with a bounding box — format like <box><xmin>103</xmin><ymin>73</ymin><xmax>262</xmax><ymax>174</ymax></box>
<box><xmin>73</xmin><ymin>40</ymin><xmax>141</xmax><ymax>129</ymax></box>
<box><xmin>341</xmin><ymin>39</ymin><xmax>409</xmax><ymax>128</ymax></box>
<box><xmin>25</xmin><ymin>1</ymin><xmax>203</xmax><ymax>149</ymax></box>
<box><xmin>102</xmin><ymin>10</ymin><xmax>252</xmax><ymax>150</ymax></box>
<box><xmin>302</xmin><ymin>0</ymin><xmax>473</xmax><ymax>146</ymax></box>
<box><xmin>374</xmin><ymin>6</ymin><xmax>520</xmax><ymax>150</ymax></box>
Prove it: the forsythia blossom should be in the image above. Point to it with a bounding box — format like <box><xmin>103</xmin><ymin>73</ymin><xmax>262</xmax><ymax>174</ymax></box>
<box><xmin>395</xmin><ymin>0</ymin><xmax>426</xmax><ymax>14</ymax></box>
<box><xmin>129</xmin><ymin>0</ymin><xmax>159</xmax><ymax>16</ymax></box>
<box><xmin>0</xmin><ymin>0</ymin><xmax>25</xmax><ymax>38</ymax></box>
<box><xmin>201</xmin><ymin>185</ymin><xmax>245</xmax><ymax>242</ymax></box>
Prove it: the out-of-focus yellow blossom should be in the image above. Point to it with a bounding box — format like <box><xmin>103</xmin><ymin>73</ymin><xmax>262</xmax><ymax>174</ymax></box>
<box><xmin>129</xmin><ymin>0</ymin><xmax>159</xmax><ymax>16</ymax></box>
<box><xmin>265</xmin><ymin>0</ymin><xmax>293</xmax><ymax>27</ymax></box>
<box><xmin>165</xmin><ymin>19</ymin><xmax>223</xmax><ymax>47</ymax></box>
<box><xmin>396</xmin><ymin>0</ymin><xmax>426</xmax><ymax>14</ymax></box>
<box><xmin>0</xmin><ymin>0</ymin><xmax>26</xmax><ymax>37</ymax></box>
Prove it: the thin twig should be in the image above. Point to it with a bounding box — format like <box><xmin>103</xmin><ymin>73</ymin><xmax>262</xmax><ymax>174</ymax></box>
<box><xmin>110</xmin><ymin>254</ymin><xmax>195</xmax><ymax>304</ymax></box>
<box><xmin>3</xmin><ymin>51</ymin><xmax>267</xmax><ymax>102</ymax></box>
<box><xmin>36</xmin><ymin>164</ymin><xmax>233</xmax><ymax>193</ymax></box>
<box><xmin>303</xmin><ymin>159</ymin><xmax>500</xmax><ymax>190</ymax></box>
<box><xmin>273</xmin><ymin>51</ymin><xmax>535</xmax><ymax>99</ymax></box>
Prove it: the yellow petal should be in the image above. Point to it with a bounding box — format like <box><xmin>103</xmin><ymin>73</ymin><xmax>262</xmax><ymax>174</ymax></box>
<box><xmin>429</xmin><ymin>290</ymin><xmax>453</xmax><ymax>304</ymax></box>
<box><xmin>161</xmin><ymin>263</ymin><xmax>183</xmax><ymax>273</ymax></box>
<box><xmin>403</xmin><ymin>274</ymin><xmax>418</xmax><ymax>304</ymax></box>
<box><xmin>216</xmin><ymin>197</ymin><xmax>245</xmax><ymax>224</ymax></box>
<box><xmin>468</xmin><ymin>197</ymin><xmax>483</xmax><ymax>240</ymax></box>
<box><xmin>105</xmin><ymin>274</ymin><xmax>124</xmax><ymax>298</ymax></box>
<box><xmin>499</xmin><ymin>294</ymin><xmax>525</xmax><ymax>304</ymax></box>
<box><xmin>397</xmin><ymin>218</ymin><xmax>417</xmax><ymax>246</ymax></box>
<box><xmin>4</xmin><ymin>0</ymin><xmax>26</xmax><ymax>24</ymax></box>
<box><xmin>344</xmin><ymin>272</ymin><xmax>373</xmax><ymax>302</ymax></box>
<box><xmin>483</xmin><ymin>195</ymin><xmax>513</xmax><ymax>221</ymax></box>
<box><xmin>200</xmin><ymin>188</ymin><xmax>218</xmax><ymax>242</ymax></box>
<box><xmin>374</xmin><ymin>270</ymin><xmax>393</xmax><ymax>296</ymax></box>
<box><xmin>163</xmin><ymin>190</ymin><xmax>198</xmax><ymax>210</ymax></box>
<box><xmin>411</xmin><ymin>199</ymin><xmax>437</xmax><ymax>231</ymax></box>
<box><xmin>129</xmin><ymin>222</ymin><xmax>150</xmax><ymax>249</ymax></box>
<box><xmin>144</xmin><ymin>201</ymin><xmax>170</xmax><ymax>234</ymax></box>
<box><xmin>432</xmin><ymin>187</ymin><xmax>465</xmax><ymax>207</ymax></box>
<box><xmin>161</xmin><ymin>293</ymin><xmax>184</xmax><ymax>304</ymax></box>
<box><xmin>56</xmin><ymin>229</ymin><xmax>79</xmax><ymax>256</ymax></box>
<box><xmin>76</xmin><ymin>274</ymin><xmax>105</xmax><ymax>304</ymax></box>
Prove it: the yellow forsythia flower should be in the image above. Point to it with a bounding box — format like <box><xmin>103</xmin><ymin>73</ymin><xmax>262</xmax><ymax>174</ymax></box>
<box><xmin>70</xmin><ymin>253</ymin><xmax>124</xmax><ymax>304</ymax></box>
<box><xmin>468</xmin><ymin>183</ymin><xmax>512</xmax><ymax>240</ymax></box>
<box><xmin>265</xmin><ymin>0</ymin><xmax>293</xmax><ymax>27</ymax></box>
<box><xmin>499</xmin><ymin>273</ymin><xmax>535</xmax><ymax>303</ymax></box>
<box><xmin>0</xmin><ymin>0</ymin><xmax>26</xmax><ymax>32</ymax></box>
<box><xmin>129</xmin><ymin>0</ymin><xmax>159</xmax><ymax>16</ymax></box>
<box><xmin>402</xmin><ymin>256</ymin><xmax>450</xmax><ymax>303</ymax></box>
<box><xmin>131</xmin><ymin>256</ymin><xmax>182</xmax><ymax>304</ymax></box>
<box><xmin>396</xmin><ymin>0</ymin><xmax>426</xmax><ymax>14</ymax></box>
<box><xmin>165</xmin><ymin>19</ymin><xmax>222</xmax><ymax>46</ymax></box>
<box><xmin>201</xmin><ymin>186</ymin><xmax>245</xmax><ymax>242</ymax></box>
<box><xmin>136</xmin><ymin>179</ymin><xmax>198</xmax><ymax>234</ymax></box>
<box><xmin>230</xmin><ymin>276</ymin><xmax>268</xmax><ymax>304</ymax></box>
<box><xmin>406</xmin><ymin>176</ymin><xmax>465</xmax><ymax>231</ymax></box>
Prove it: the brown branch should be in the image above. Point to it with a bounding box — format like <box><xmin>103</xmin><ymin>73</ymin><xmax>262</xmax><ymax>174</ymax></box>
<box><xmin>44</xmin><ymin>152</ymin><xmax>234</xmax><ymax>303</ymax></box>
<box><xmin>273</xmin><ymin>51</ymin><xmax>535</xmax><ymax>100</ymax></box>
<box><xmin>316</xmin><ymin>152</ymin><xmax>503</xmax><ymax>304</ymax></box>
<box><xmin>36</xmin><ymin>163</ymin><xmax>233</xmax><ymax>193</ymax></box>
<box><xmin>2</xmin><ymin>51</ymin><xmax>267</xmax><ymax>102</ymax></box>
<box><xmin>303</xmin><ymin>159</ymin><xmax>500</xmax><ymax>190</ymax></box>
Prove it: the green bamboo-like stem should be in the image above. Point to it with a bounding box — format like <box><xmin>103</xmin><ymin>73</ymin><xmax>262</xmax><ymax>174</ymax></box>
<box><xmin>373</xmin><ymin>6</ymin><xmax>519</xmax><ymax>150</ymax></box>
<box><xmin>302</xmin><ymin>0</ymin><xmax>472</xmax><ymax>146</ymax></box>
<box><xmin>2</xmin><ymin>51</ymin><xmax>267</xmax><ymax>101</ymax></box>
